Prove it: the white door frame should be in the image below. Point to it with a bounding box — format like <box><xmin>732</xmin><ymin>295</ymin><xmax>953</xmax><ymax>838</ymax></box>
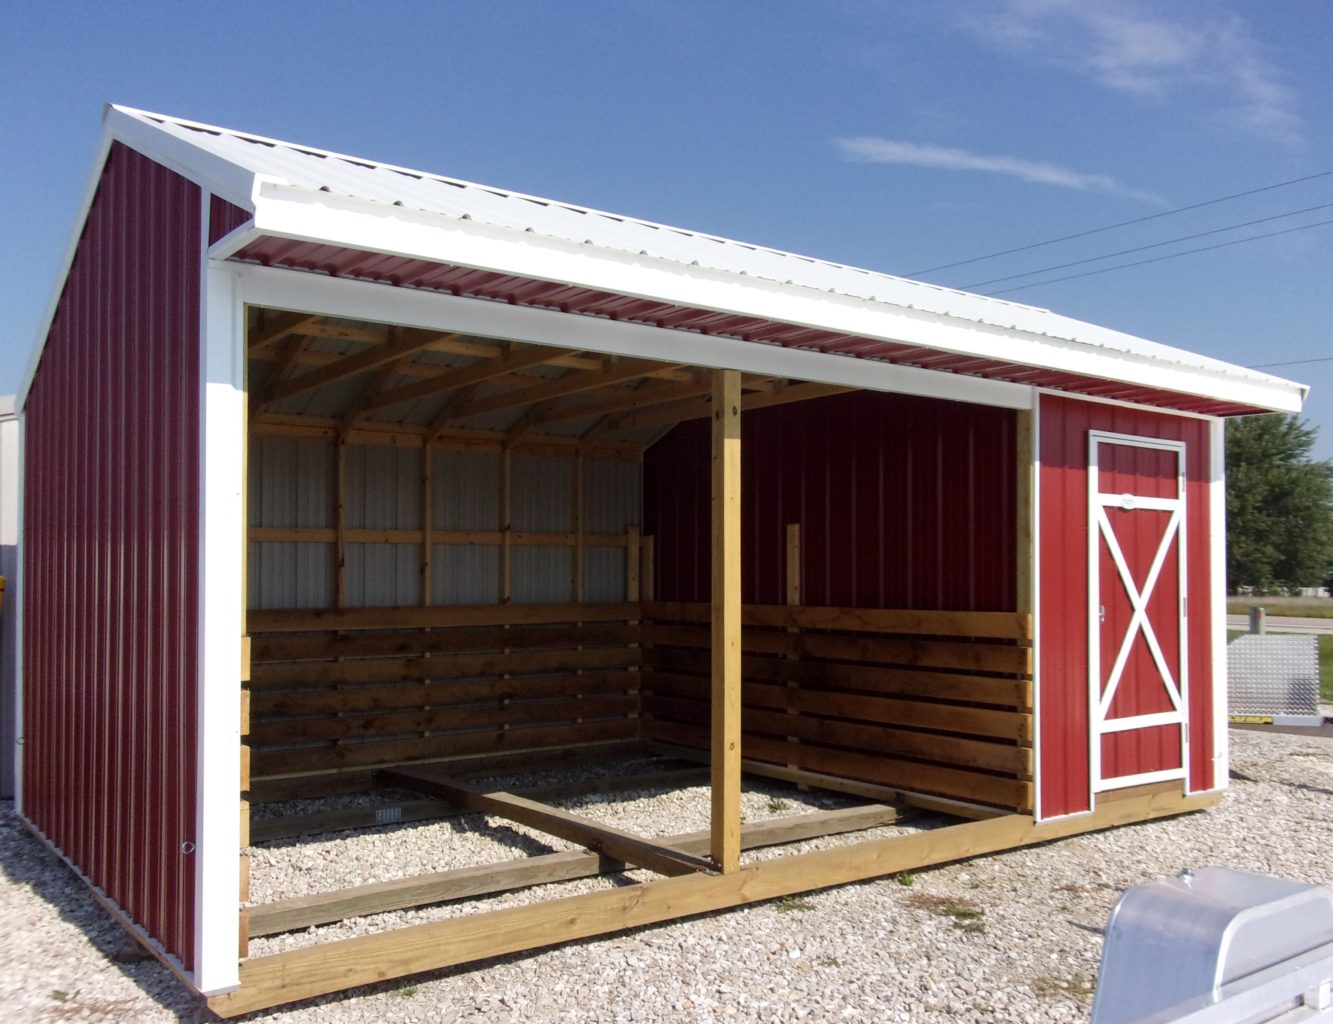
<box><xmin>1087</xmin><ymin>430</ymin><xmax>1189</xmax><ymax>793</ymax></box>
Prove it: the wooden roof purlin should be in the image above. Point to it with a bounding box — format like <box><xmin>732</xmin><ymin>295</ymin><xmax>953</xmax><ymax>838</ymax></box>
<box><xmin>244</xmin><ymin>306</ymin><xmax>850</xmax><ymax>452</ymax></box>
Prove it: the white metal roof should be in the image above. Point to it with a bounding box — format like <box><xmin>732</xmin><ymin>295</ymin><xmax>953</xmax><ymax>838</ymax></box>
<box><xmin>24</xmin><ymin>104</ymin><xmax>1309</xmax><ymax>413</ymax></box>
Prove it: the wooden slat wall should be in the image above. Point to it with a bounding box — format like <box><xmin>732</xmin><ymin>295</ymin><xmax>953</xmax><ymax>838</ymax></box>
<box><xmin>247</xmin><ymin>603</ymin><xmax>643</xmax><ymax>778</ymax></box>
<box><xmin>640</xmin><ymin>602</ymin><xmax>1034</xmax><ymax>811</ymax></box>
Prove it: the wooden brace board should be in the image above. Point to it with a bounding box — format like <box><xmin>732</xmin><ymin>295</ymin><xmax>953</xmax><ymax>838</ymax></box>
<box><xmin>211</xmin><ymin>781</ymin><xmax>1218</xmax><ymax>1015</ymax></box>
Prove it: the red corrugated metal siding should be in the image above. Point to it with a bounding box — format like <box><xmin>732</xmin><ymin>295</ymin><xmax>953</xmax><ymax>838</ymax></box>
<box><xmin>644</xmin><ymin>390</ymin><xmax>1016</xmax><ymax>610</ymax></box>
<box><xmin>1037</xmin><ymin>395</ymin><xmax>1214</xmax><ymax>819</ymax></box>
<box><xmin>23</xmin><ymin>142</ymin><xmax>201</xmax><ymax>970</ymax></box>
<box><xmin>231</xmin><ymin>237</ymin><xmax>1266</xmax><ymax>418</ymax></box>
<box><xmin>208</xmin><ymin>195</ymin><xmax>251</xmax><ymax>244</ymax></box>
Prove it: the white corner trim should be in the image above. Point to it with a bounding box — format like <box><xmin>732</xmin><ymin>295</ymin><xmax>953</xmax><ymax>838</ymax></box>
<box><xmin>1207</xmin><ymin>416</ymin><xmax>1229</xmax><ymax>793</ymax></box>
<box><xmin>231</xmin><ymin>263</ymin><xmax>1034</xmax><ymax>411</ymax></box>
<box><xmin>193</xmin><ymin>257</ymin><xmax>244</xmax><ymax>995</ymax></box>
<box><xmin>11</xmin><ymin>410</ymin><xmax>24</xmax><ymax>814</ymax></box>
<box><xmin>247</xmin><ymin>182</ymin><xmax>1306</xmax><ymax>415</ymax></box>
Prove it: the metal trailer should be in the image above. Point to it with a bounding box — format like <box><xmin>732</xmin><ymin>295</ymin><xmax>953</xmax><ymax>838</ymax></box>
<box><xmin>1092</xmin><ymin>867</ymin><xmax>1333</xmax><ymax>1023</ymax></box>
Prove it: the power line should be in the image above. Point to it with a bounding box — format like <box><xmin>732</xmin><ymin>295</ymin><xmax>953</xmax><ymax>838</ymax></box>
<box><xmin>981</xmin><ymin>216</ymin><xmax>1333</xmax><ymax>295</ymax></box>
<box><xmin>1249</xmin><ymin>356</ymin><xmax>1333</xmax><ymax>369</ymax></box>
<box><xmin>959</xmin><ymin>201</ymin><xmax>1333</xmax><ymax>289</ymax></box>
<box><xmin>907</xmin><ymin>169</ymin><xmax>1333</xmax><ymax>276</ymax></box>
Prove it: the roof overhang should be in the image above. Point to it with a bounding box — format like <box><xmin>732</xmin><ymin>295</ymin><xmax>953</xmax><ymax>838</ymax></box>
<box><xmin>21</xmin><ymin>104</ymin><xmax>1311</xmax><ymax>418</ymax></box>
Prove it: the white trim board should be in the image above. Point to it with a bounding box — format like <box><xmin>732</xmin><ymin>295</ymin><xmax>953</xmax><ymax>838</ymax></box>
<box><xmin>230</xmin><ymin>263</ymin><xmax>1035</xmax><ymax>411</ymax></box>
<box><xmin>247</xmin><ymin>181</ymin><xmax>1304</xmax><ymax>416</ymax></box>
<box><xmin>193</xmin><ymin>257</ymin><xmax>245</xmax><ymax>995</ymax></box>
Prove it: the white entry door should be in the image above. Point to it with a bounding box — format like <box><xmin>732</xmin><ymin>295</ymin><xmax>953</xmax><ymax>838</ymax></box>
<box><xmin>1088</xmin><ymin>431</ymin><xmax>1189</xmax><ymax>793</ymax></box>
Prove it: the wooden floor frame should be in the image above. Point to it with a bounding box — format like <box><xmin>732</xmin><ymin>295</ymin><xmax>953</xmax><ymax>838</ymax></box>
<box><xmin>214</xmin><ymin>757</ymin><xmax>1218</xmax><ymax>1016</ymax></box>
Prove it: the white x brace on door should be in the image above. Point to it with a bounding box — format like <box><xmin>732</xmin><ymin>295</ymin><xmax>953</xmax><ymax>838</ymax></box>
<box><xmin>1088</xmin><ymin>431</ymin><xmax>1189</xmax><ymax>793</ymax></box>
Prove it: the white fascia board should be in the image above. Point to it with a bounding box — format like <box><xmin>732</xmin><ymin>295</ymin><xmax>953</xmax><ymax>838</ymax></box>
<box><xmin>250</xmin><ymin>182</ymin><xmax>1307</xmax><ymax>415</ymax></box>
<box><xmin>193</xmin><ymin>259</ymin><xmax>244</xmax><ymax>995</ymax></box>
<box><xmin>233</xmin><ymin>263</ymin><xmax>1032</xmax><ymax>411</ymax></box>
<box><xmin>104</xmin><ymin>106</ymin><xmax>258</xmax><ymax>210</ymax></box>
<box><xmin>19</xmin><ymin>108</ymin><xmax>262</xmax><ymax>410</ymax></box>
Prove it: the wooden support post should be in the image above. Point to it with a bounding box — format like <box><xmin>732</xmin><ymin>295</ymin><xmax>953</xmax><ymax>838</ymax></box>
<box><xmin>335</xmin><ymin>438</ymin><xmax>348</xmax><ymax>608</ymax></box>
<box><xmin>1015</xmin><ymin>409</ymin><xmax>1034</xmax><ymax>616</ymax></box>
<box><xmin>500</xmin><ymin>447</ymin><xmax>512</xmax><ymax>604</ymax></box>
<box><xmin>626</xmin><ymin>527</ymin><xmax>641</xmax><ymax>602</ymax></box>
<box><xmin>574</xmin><ymin>453</ymin><xmax>585</xmax><ymax>602</ymax></box>
<box><xmin>785</xmin><ymin>522</ymin><xmax>802</xmax><ymax>776</ymax></box>
<box><xmin>642</xmin><ymin>535</ymin><xmax>655</xmax><ymax>603</ymax></box>
<box><xmin>711</xmin><ymin>368</ymin><xmax>742</xmax><ymax>873</ymax></box>
<box><xmin>421</xmin><ymin>443</ymin><xmax>433</xmax><ymax>606</ymax></box>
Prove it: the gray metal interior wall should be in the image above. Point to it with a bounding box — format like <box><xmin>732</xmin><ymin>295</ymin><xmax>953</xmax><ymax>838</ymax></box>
<box><xmin>247</xmin><ymin>437</ymin><xmax>641</xmax><ymax>609</ymax></box>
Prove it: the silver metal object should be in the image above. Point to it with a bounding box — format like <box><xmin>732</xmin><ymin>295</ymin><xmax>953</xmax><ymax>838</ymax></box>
<box><xmin>1227</xmin><ymin>633</ymin><xmax>1321</xmax><ymax>725</ymax></box>
<box><xmin>1092</xmin><ymin>867</ymin><xmax>1333</xmax><ymax>1024</ymax></box>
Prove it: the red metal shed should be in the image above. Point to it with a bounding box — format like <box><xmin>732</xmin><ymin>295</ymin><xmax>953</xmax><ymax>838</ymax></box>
<box><xmin>12</xmin><ymin>105</ymin><xmax>1306</xmax><ymax>1012</ymax></box>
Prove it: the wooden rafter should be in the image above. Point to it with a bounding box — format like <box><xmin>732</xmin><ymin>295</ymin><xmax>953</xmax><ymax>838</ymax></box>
<box><xmin>511</xmin><ymin>370</ymin><xmax>712</xmax><ymax>440</ymax></box>
<box><xmin>248</xmin><ymin>310</ymin><xmax>322</xmax><ymax>352</ymax></box>
<box><xmin>353</xmin><ymin>343</ymin><xmax>571</xmax><ymax>421</ymax></box>
<box><xmin>606</xmin><ymin>381</ymin><xmax>855</xmax><ymax>434</ymax></box>
<box><xmin>440</xmin><ymin>356</ymin><xmax>677</xmax><ymax>430</ymax></box>
<box><xmin>251</xmin><ymin>341</ymin><xmax>697</xmax><ymax>384</ymax></box>
<box><xmin>255</xmin><ymin>328</ymin><xmax>464</xmax><ymax>411</ymax></box>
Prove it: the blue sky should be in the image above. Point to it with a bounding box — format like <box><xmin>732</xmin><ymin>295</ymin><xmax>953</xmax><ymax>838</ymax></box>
<box><xmin>3</xmin><ymin>0</ymin><xmax>1330</xmax><ymax>456</ymax></box>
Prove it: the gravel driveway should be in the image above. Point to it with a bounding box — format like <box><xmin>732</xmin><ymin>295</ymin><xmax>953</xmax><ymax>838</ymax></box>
<box><xmin>2</xmin><ymin>726</ymin><xmax>1330</xmax><ymax>1023</ymax></box>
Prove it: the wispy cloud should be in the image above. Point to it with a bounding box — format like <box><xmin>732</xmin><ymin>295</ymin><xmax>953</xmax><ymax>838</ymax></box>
<box><xmin>962</xmin><ymin>0</ymin><xmax>1302</xmax><ymax>149</ymax></box>
<box><xmin>835</xmin><ymin>137</ymin><xmax>1164</xmax><ymax>204</ymax></box>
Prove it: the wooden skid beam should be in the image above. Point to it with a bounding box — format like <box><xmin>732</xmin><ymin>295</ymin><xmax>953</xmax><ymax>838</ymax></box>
<box><xmin>250</xmin><ymin>768</ymin><xmax>712</xmax><ymax>844</ymax></box>
<box><xmin>248</xmin><ymin>802</ymin><xmax>900</xmax><ymax>937</ymax></box>
<box><xmin>380</xmin><ymin>769</ymin><xmax>711</xmax><ymax>877</ymax></box>
<box><xmin>212</xmin><ymin>784</ymin><xmax>1218</xmax><ymax>1016</ymax></box>
<box><xmin>645</xmin><ymin>741</ymin><xmax>1006</xmax><ymax>821</ymax></box>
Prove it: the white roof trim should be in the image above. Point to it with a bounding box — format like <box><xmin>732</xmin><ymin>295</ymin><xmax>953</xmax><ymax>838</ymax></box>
<box><xmin>21</xmin><ymin>104</ymin><xmax>1309</xmax><ymax>415</ymax></box>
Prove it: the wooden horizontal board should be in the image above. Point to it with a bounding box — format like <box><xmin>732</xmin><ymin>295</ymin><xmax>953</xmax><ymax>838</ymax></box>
<box><xmin>250</xmin><ymin>527</ymin><xmax>636</xmax><ymax>548</ymax></box>
<box><xmin>252</xmin><ymin>671</ymin><xmax>641</xmax><ymax>718</ymax></box>
<box><xmin>644</xmin><ymin>672</ymin><xmax>1032</xmax><ymax>743</ymax></box>
<box><xmin>248</xmin><ymin>802</ymin><xmax>899</xmax><ymax>937</ymax></box>
<box><xmin>646</xmin><ymin>742</ymin><xmax>1006</xmax><ymax>822</ymax></box>
<box><xmin>253</xmin><ymin>693</ymin><xmax>638</xmax><ymax>746</ymax></box>
<box><xmin>645</xmin><ymin>602</ymin><xmax>1032</xmax><ymax>642</ymax></box>
<box><xmin>252</xmin><ymin>719</ymin><xmax>641</xmax><ymax>777</ymax></box>
<box><xmin>643</xmin><ymin>719</ymin><xmax>1030</xmax><ymax>810</ymax></box>
<box><xmin>250</xmin><ymin>646</ymin><xmax>641</xmax><ymax>688</ymax></box>
<box><xmin>252</xmin><ymin>623</ymin><xmax>641</xmax><ymax>663</ymax></box>
<box><xmin>647</xmin><ymin>646</ymin><xmax>1028</xmax><ymax>708</ymax></box>
<box><xmin>249</xmin><ymin>602</ymin><xmax>640</xmax><ymax>634</ymax></box>
<box><xmin>248</xmin><ymin>740</ymin><xmax>646</xmax><ymax>800</ymax></box>
<box><xmin>213</xmin><ymin>786</ymin><xmax>1215</xmax><ymax>1016</ymax></box>
<box><xmin>251</xmin><ymin>414</ymin><xmax>644</xmax><ymax>461</ymax></box>
<box><xmin>251</xmin><ymin>767</ymin><xmax>711</xmax><ymax>844</ymax></box>
<box><xmin>750</xmin><ymin>653</ymin><xmax>1029</xmax><ymax>708</ymax></box>
<box><xmin>641</xmin><ymin>695</ymin><xmax>1029</xmax><ymax>775</ymax></box>
<box><xmin>642</xmin><ymin>624</ymin><xmax>1031</xmax><ymax>676</ymax></box>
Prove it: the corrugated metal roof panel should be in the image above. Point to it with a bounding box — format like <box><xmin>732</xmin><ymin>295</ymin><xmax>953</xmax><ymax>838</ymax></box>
<box><xmin>77</xmin><ymin>105</ymin><xmax>1306</xmax><ymax>420</ymax></box>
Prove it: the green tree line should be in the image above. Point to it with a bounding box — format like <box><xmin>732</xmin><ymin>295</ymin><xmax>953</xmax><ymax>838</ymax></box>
<box><xmin>1226</xmin><ymin>414</ymin><xmax>1333</xmax><ymax>595</ymax></box>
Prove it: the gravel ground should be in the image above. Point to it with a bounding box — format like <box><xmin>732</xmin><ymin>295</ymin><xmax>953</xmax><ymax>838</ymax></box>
<box><xmin>2</xmin><ymin>727</ymin><xmax>1330</xmax><ymax>1023</ymax></box>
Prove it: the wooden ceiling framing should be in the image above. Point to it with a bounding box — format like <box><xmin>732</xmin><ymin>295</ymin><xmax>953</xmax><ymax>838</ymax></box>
<box><xmin>247</xmin><ymin>307</ymin><xmax>856</xmax><ymax>451</ymax></box>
